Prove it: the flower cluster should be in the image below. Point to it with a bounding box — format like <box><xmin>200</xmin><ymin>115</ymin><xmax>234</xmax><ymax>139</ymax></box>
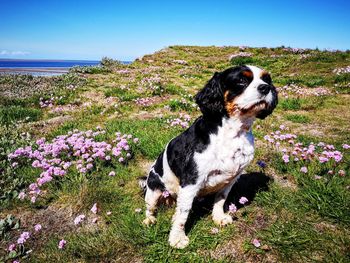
<box><xmin>282</xmin><ymin>47</ymin><xmax>308</xmax><ymax>54</ymax></box>
<box><xmin>228</xmin><ymin>196</ymin><xmax>249</xmax><ymax>215</ymax></box>
<box><xmin>134</xmin><ymin>97</ymin><xmax>156</xmax><ymax>107</ymax></box>
<box><xmin>277</xmin><ymin>84</ymin><xmax>331</xmax><ymax>98</ymax></box>
<box><xmin>229</xmin><ymin>52</ymin><xmax>252</xmax><ymax>60</ymax></box>
<box><xmin>6</xmin><ymin>222</ymin><xmax>43</xmax><ymax>260</ymax></box>
<box><xmin>263</xmin><ymin>125</ymin><xmax>348</xmax><ymax>177</ymax></box>
<box><xmin>167</xmin><ymin>113</ymin><xmax>191</xmax><ymax>129</ymax></box>
<box><xmin>8</xmin><ymin>128</ymin><xmax>139</xmax><ymax>203</ymax></box>
<box><xmin>169</xmin><ymin>93</ymin><xmax>197</xmax><ymax>111</ymax></box>
<box><xmin>173</xmin><ymin>59</ymin><xmax>188</xmax><ymax>65</ymax></box>
<box><xmin>333</xmin><ymin>66</ymin><xmax>350</xmax><ymax>75</ymax></box>
<box><xmin>39</xmin><ymin>96</ymin><xmax>54</xmax><ymax>108</ymax></box>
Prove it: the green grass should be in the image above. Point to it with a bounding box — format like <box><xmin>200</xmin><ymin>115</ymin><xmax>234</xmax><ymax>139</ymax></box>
<box><xmin>0</xmin><ymin>106</ymin><xmax>42</xmax><ymax>125</ymax></box>
<box><xmin>285</xmin><ymin>114</ymin><xmax>310</xmax><ymax>123</ymax></box>
<box><xmin>279</xmin><ymin>98</ymin><xmax>302</xmax><ymax>110</ymax></box>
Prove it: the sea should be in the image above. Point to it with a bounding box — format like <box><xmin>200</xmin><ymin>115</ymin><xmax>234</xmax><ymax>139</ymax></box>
<box><xmin>0</xmin><ymin>59</ymin><xmax>128</xmax><ymax>76</ymax></box>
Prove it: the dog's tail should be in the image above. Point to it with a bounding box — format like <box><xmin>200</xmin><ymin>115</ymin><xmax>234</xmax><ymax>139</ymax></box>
<box><xmin>138</xmin><ymin>176</ymin><xmax>147</xmax><ymax>193</ymax></box>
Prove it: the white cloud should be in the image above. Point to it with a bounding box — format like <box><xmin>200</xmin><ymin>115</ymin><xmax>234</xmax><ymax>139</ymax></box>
<box><xmin>0</xmin><ymin>50</ymin><xmax>31</xmax><ymax>56</ymax></box>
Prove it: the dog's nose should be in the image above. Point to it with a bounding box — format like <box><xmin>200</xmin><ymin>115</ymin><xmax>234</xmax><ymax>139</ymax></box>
<box><xmin>258</xmin><ymin>84</ymin><xmax>270</xmax><ymax>95</ymax></box>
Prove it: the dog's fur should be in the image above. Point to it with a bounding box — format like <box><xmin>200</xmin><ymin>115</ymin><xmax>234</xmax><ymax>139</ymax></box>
<box><xmin>140</xmin><ymin>65</ymin><xmax>278</xmax><ymax>248</ymax></box>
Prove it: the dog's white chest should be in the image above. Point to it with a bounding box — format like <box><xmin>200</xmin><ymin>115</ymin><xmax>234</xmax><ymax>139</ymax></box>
<box><xmin>194</xmin><ymin>118</ymin><xmax>255</xmax><ymax>194</ymax></box>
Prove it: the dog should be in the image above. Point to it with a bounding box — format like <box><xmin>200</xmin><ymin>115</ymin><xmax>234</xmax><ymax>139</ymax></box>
<box><xmin>139</xmin><ymin>65</ymin><xmax>278</xmax><ymax>249</ymax></box>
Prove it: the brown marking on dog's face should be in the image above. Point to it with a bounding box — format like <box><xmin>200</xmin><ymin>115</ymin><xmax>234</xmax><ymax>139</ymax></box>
<box><xmin>224</xmin><ymin>90</ymin><xmax>238</xmax><ymax>116</ymax></box>
<box><xmin>260</xmin><ymin>70</ymin><xmax>272</xmax><ymax>84</ymax></box>
<box><xmin>260</xmin><ymin>70</ymin><xmax>269</xmax><ymax>78</ymax></box>
<box><xmin>242</xmin><ymin>70</ymin><xmax>253</xmax><ymax>79</ymax></box>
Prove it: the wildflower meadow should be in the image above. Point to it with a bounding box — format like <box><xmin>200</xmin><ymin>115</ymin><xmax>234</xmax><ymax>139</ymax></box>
<box><xmin>1</xmin><ymin>46</ymin><xmax>349</xmax><ymax>262</ymax></box>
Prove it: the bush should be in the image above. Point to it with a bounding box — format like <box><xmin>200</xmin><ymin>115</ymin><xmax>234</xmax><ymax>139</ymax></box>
<box><xmin>100</xmin><ymin>57</ymin><xmax>122</xmax><ymax>68</ymax></box>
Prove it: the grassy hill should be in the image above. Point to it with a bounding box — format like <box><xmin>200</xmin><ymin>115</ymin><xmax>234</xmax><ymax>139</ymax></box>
<box><xmin>1</xmin><ymin>45</ymin><xmax>350</xmax><ymax>262</ymax></box>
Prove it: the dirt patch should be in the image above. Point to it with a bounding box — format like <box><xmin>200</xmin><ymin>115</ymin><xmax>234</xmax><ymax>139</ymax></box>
<box><xmin>0</xmin><ymin>204</ymin><xmax>102</xmax><ymax>255</ymax></box>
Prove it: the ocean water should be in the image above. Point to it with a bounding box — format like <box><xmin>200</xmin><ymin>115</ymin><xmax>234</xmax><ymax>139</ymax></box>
<box><xmin>0</xmin><ymin>59</ymin><xmax>128</xmax><ymax>76</ymax></box>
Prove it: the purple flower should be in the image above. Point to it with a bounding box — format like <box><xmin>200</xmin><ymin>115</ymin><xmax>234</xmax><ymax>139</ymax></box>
<box><xmin>17</xmin><ymin>232</ymin><xmax>30</xmax><ymax>244</ymax></box>
<box><xmin>34</xmin><ymin>224</ymin><xmax>42</xmax><ymax>232</ymax></box>
<box><xmin>252</xmin><ymin>238</ymin><xmax>261</xmax><ymax>248</ymax></box>
<box><xmin>282</xmin><ymin>154</ymin><xmax>289</xmax><ymax>163</ymax></box>
<box><xmin>162</xmin><ymin>190</ymin><xmax>170</xmax><ymax>198</ymax></box>
<box><xmin>319</xmin><ymin>156</ymin><xmax>329</xmax><ymax>163</ymax></box>
<box><xmin>91</xmin><ymin>203</ymin><xmax>98</xmax><ymax>214</ymax></box>
<box><xmin>58</xmin><ymin>239</ymin><xmax>66</xmax><ymax>249</ymax></box>
<box><xmin>74</xmin><ymin>214</ymin><xmax>85</xmax><ymax>225</ymax></box>
<box><xmin>8</xmin><ymin>243</ymin><xmax>16</xmax><ymax>251</ymax></box>
<box><xmin>228</xmin><ymin>203</ymin><xmax>237</xmax><ymax>213</ymax></box>
<box><xmin>18</xmin><ymin>192</ymin><xmax>26</xmax><ymax>200</ymax></box>
<box><xmin>257</xmin><ymin>160</ymin><xmax>266</xmax><ymax>168</ymax></box>
<box><xmin>239</xmin><ymin>196</ymin><xmax>248</xmax><ymax>205</ymax></box>
<box><xmin>300</xmin><ymin>167</ymin><xmax>308</xmax><ymax>173</ymax></box>
<box><xmin>343</xmin><ymin>144</ymin><xmax>350</xmax><ymax>149</ymax></box>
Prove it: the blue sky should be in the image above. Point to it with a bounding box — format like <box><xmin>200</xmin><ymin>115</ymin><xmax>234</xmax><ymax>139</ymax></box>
<box><xmin>1</xmin><ymin>0</ymin><xmax>349</xmax><ymax>60</ymax></box>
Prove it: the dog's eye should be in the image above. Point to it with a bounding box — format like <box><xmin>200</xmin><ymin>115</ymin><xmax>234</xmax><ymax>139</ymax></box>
<box><xmin>262</xmin><ymin>74</ymin><xmax>272</xmax><ymax>85</ymax></box>
<box><xmin>238</xmin><ymin>78</ymin><xmax>248</xmax><ymax>84</ymax></box>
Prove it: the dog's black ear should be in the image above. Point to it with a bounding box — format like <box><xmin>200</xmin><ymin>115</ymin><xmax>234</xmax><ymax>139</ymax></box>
<box><xmin>195</xmin><ymin>72</ymin><xmax>225</xmax><ymax>116</ymax></box>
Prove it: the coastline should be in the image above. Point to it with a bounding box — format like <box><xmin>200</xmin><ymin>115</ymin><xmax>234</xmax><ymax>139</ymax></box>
<box><xmin>0</xmin><ymin>67</ymin><xmax>70</xmax><ymax>76</ymax></box>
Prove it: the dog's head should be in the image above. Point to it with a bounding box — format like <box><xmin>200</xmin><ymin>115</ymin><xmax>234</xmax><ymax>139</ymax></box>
<box><xmin>195</xmin><ymin>65</ymin><xmax>278</xmax><ymax>119</ymax></box>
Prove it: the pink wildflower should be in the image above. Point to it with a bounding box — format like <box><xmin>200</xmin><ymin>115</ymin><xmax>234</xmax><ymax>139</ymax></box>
<box><xmin>252</xmin><ymin>238</ymin><xmax>261</xmax><ymax>247</ymax></box>
<box><xmin>282</xmin><ymin>154</ymin><xmax>289</xmax><ymax>163</ymax></box>
<box><xmin>239</xmin><ymin>196</ymin><xmax>248</xmax><ymax>205</ymax></box>
<box><xmin>34</xmin><ymin>224</ymin><xmax>42</xmax><ymax>232</ymax></box>
<box><xmin>8</xmin><ymin>243</ymin><xmax>16</xmax><ymax>251</ymax></box>
<box><xmin>91</xmin><ymin>203</ymin><xmax>98</xmax><ymax>214</ymax></box>
<box><xmin>300</xmin><ymin>167</ymin><xmax>308</xmax><ymax>173</ymax></box>
<box><xmin>18</xmin><ymin>192</ymin><xmax>26</xmax><ymax>200</ymax></box>
<box><xmin>74</xmin><ymin>214</ymin><xmax>86</xmax><ymax>225</ymax></box>
<box><xmin>108</xmin><ymin>171</ymin><xmax>116</xmax><ymax>176</ymax></box>
<box><xmin>58</xmin><ymin>239</ymin><xmax>66</xmax><ymax>249</ymax></box>
<box><xmin>162</xmin><ymin>190</ymin><xmax>170</xmax><ymax>198</ymax></box>
<box><xmin>228</xmin><ymin>203</ymin><xmax>237</xmax><ymax>213</ymax></box>
<box><xmin>343</xmin><ymin>144</ymin><xmax>350</xmax><ymax>149</ymax></box>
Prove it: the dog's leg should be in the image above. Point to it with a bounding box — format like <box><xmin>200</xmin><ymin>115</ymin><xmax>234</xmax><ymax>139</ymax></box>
<box><xmin>169</xmin><ymin>184</ymin><xmax>198</xmax><ymax>249</ymax></box>
<box><xmin>143</xmin><ymin>186</ymin><xmax>162</xmax><ymax>226</ymax></box>
<box><xmin>212</xmin><ymin>180</ymin><xmax>235</xmax><ymax>226</ymax></box>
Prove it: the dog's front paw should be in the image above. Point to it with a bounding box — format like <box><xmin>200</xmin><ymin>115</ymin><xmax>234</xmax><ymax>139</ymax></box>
<box><xmin>169</xmin><ymin>230</ymin><xmax>189</xmax><ymax>249</ymax></box>
<box><xmin>142</xmin><ymin>216</ymin><xmax>157</xmax><ymax>226</ymax></box>
<box><xmin>213</xmin><ymin>213</ymin><xmax>233</xmax><ymax>227</ymax></box>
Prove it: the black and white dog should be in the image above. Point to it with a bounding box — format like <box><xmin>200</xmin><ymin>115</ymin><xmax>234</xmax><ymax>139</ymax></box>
<box><xmin>140</xmin><ymin>65</ymin><xmax>278</xmax><ymax>248</ymax></box>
